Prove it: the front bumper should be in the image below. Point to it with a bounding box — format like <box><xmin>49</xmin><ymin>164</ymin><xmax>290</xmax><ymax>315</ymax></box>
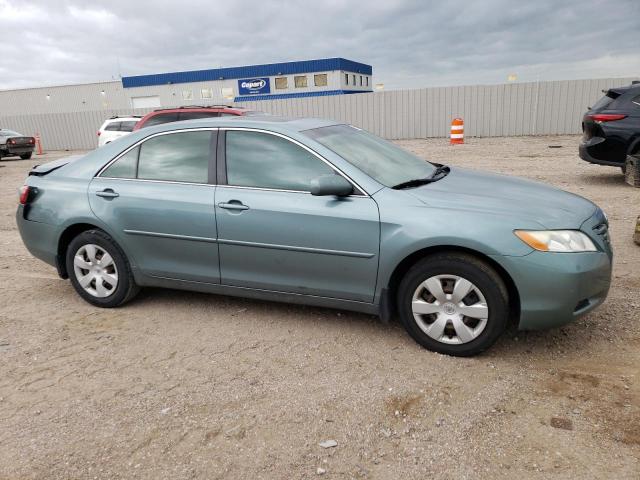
<box><xmin>495</xmin><ymin>249</ymin><xmax>612</xmax><ymax>330</ymax></box>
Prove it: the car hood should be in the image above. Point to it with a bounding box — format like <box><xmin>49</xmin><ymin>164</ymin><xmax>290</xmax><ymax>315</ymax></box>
<box><xmin>404</xmin><ymin>167</ymin><xmax>597</xmax><ymax>229</ymax></box>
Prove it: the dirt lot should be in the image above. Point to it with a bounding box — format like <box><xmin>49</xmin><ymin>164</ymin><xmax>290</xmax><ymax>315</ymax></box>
<box><xmin>0</xmin><ymin>135</ymin><xmax>639</xmax><ymax>479</ymax></box>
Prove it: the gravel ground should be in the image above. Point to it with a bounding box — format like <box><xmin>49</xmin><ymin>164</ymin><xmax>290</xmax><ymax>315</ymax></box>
<box><xmin>0</xmin><ymin>135</ymin><xmax>639</xmax><ymax>479</ymax></box>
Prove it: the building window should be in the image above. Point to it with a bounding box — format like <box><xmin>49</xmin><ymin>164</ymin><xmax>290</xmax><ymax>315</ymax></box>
<box><xmin>200</xmin><ymin>88</ymin><xmax>213</xmax><ymax>99</ymax></box>
<box><xmin>366</xmin><ymin>76</ymin><xmax>369</xmax><ymax>87</ymax></box>
<box><xmin>182</xmin><ymin>90</ymin><xmax>193</xmax><ymax>101</ymax></box>
<box><xmin>275</xmin><ymin>77</ymin><xmax>288</xmax><ymax>89</ymax></box>
<box><xmin>294</xmin><ymin>75</ymin><xmax>308</xmax><ymax>88</ymax></box>
<box><xmin>314</xmin><ymin>74</ymin><xmax>328</xmax><ymax>87</ymax></box>
<box><xmin>352</xmin><ymin>74</ymin><xmax>356</xmax><ymax>85</ymax></box>
<box><xmin>344</xmin><ymin>73</ymin><xmax>349</xmax><ymax>85</ymax></box>
<box><xmin>359</xmin><ymin>76</ymin><xmax>363</xmax><ymax>86</ymax></box>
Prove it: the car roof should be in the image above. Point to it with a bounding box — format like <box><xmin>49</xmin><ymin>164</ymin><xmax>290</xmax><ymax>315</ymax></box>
<box><xmin>608</xmin><ymin>82</ymin><xmax>640</xmax><ymax>96</ymax></box>
<box><xmin>104</xmin><ymin>116</ymin><xmax>141</xmax><ymax>122</ymax></box>
<box><xmin>149</xmin><ymin>105</ymin><xmax>252</xmax><ymax>113</ymax></box>
<box><xmin>108</xmin><ymin>115</ymin><xmax>142</xmax><ymax>119</ymax></box>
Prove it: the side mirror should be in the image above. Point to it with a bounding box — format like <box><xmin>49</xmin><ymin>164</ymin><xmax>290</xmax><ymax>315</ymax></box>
<box><xmin>310</xmin><ymin>175</ymin><xmax>353</xmax><ymax>197</ymax></box>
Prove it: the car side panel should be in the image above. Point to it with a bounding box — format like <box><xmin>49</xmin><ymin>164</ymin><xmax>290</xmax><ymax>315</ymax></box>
<box><xmin>372</xmin><ymin>187</ymin><xmax>537</xmax><ymax>305</ymax></box>
<box><xmin>18</xmin><ymin>174</ymin><xmax>139</xmax><ymax>272</ymax></box>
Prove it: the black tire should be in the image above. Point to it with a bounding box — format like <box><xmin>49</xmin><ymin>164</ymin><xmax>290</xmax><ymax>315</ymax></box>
<box><xmin>20</xmin><ymin>152</ymin><xmax>32</xmax><ymax>160</ymax></box>
<box><xmin>397</xmin><ymin>252</ymin><xmax>509</xmax><ymax>357</ymax></box>
<box><xmin>65</xmin><ymin>229</ymin><xmax>139</xmax><ymax>307</ymax></box>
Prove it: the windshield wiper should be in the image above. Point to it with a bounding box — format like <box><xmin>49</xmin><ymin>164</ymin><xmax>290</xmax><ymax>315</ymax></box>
<box><xmin>392</xmin><ymin>164</ymin><xmax>450</xmax><ymax>190</ymax></box>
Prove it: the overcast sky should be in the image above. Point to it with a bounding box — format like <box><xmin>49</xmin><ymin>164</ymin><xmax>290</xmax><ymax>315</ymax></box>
<box><xmin>1</xmin><ymin>0</ymin><xmax>638</xmax><ymax>90</ymax></box>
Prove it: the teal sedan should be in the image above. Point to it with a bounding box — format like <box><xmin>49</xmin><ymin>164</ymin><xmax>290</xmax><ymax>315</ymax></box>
<box><xmin>16</xmin><ymin>117</ymin><xmax>612</xmax><ymax>356</ymax></box>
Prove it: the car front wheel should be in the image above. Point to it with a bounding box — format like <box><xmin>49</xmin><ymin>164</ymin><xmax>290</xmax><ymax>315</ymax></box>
<box><xmin>66</xmin><ymin>229</ymin><xmax>139</xmax><ymax>307</ymax></box>
<box><xmin>397</xmin><ymin>252</ymin><xmax>509</xmax><ymax>356</ymax></box>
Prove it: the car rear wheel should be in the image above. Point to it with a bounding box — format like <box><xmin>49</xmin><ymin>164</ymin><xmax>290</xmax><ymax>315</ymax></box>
<box><xmin>20</xmin><ymin>152</ymin><xmax>32</xmax><ymax>160</ymax></box>
<box><xmin>66</xmin><ymin>229</ymin><xmax>139</xmax><ymax>307</ymax></box>
<box><xmin>397</xmin><ymin>253</ymin><xmax>509</xmax><ymax>356</ymax></box>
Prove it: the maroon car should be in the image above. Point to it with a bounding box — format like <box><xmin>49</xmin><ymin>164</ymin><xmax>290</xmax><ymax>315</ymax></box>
<box><xmin>133</xmin><ymin>105</ymin><xmax>263</xmax><ymax>130</ymax></box>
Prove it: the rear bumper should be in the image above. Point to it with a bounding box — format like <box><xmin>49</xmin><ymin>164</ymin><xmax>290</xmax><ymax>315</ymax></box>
<box><xmin>493</xmin><ymin>250</ymin><xmax>612</xmax><ymax>330</ymax></box>
<box><xmin>16</xmin><ymin>207</ymin><xmax>59</xmax><ymax>269</ymax></box>
<box><xmin>2</xmin><ymin>145</ymin><xmax>34</xmax><ymax>155</ymax></box>
<box><xmin>579</xmin><ymin>138</ymin><xmax>624</xmax><ymax>167</ymax></box>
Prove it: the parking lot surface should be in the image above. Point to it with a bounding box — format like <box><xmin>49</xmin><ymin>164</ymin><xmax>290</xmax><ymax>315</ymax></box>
<box><xmin>1</xmin><ymin>135</ymin><xmax>639</xmax><ymax>479</ymax></box>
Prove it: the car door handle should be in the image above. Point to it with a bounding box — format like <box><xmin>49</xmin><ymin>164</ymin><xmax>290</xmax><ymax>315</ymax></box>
<box><xmin>95</xmin><ymin>189</ymin><xmax>119</xmax><ymax>198</ymax></box>
<box><xmin>218</xmin><ymin>201</ymin><xmax>249</xmax><ymax>211</ymax></box>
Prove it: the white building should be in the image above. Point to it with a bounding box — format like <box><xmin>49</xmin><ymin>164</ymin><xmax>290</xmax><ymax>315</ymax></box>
<box><xmin>0</xmin><ymin>58</ymin><xmax>373</xmax><ymax>115</ymax></box>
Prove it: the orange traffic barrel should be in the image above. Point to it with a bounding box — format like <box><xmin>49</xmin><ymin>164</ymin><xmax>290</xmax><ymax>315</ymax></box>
<box><xmin>35</xmin><ymin>133</ymin><xmax>43</xmax><ymax>155</ymax></box>
<box><xmin>450</xmin><ymin>118</ymin><xmax>464</xmax><ymax>144</ymax></box>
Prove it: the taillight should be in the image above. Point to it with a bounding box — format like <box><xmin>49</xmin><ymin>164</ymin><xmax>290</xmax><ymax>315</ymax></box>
<box><xmin>19</xmin><ymin>185</ymin><xmax>32</xmax><ymax>205</ymax></box>
<box><xmin>28</xmin><ymin>138</ymin><xmax>35</xmax><ymax>144</ymax></box>
<box><xmin>588</xmin><ymin>114</ymin><xmax>627</xmax><ymax>123</ymax></box>
<box><xmin>7</xmin><ymin>139</ymin><xmax>15</xmax><ymax>145</ymax></box>
<box><xmin>97</xmin><ymin>131</ymin><xmax>101</xmax><ymax>136</ymax></box>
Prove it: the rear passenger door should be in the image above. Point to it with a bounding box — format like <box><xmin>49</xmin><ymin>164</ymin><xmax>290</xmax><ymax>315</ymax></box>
<box><xmin>89</xmin><ymin>129</ymin><xmax>220</xmax><ymax>283</ymax></box>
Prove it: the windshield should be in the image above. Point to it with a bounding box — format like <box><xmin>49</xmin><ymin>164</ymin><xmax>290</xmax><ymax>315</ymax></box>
<box><xmin>304</xmin><ymin>124</ymin><xmax>435</xmax><ymax>186</ymax></box>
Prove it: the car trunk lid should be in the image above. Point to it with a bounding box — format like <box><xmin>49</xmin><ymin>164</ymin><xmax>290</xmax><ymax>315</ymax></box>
<box><xmin>7</xmin><ymin>136</ymin><xmax>34</xmax><ymax>146</ymax></box>
<box><xmin>28</xmin><ymin>154</ymin><xmax>84</xmax><ymax>176</ymax></box>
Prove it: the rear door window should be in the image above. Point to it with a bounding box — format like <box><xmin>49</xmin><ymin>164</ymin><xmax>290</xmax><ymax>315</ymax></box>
<box><xmin>100</xmin><ymin>131</ymin><xmax>212</xmax><ymax>183</ymax></box>
<box><xmin>137</xmin><ymin>131</ymin><xmax>211</xmax><ymax>183</ymax></box>
<box><xmin>104</xmin><ymin>122</ymin><xmax>121</xmax><ymax>131</ymax></box>
<box><xmin>143</xmin><ymin>113</ymin><xmax>179</xmax><ymax>127</ymax></box>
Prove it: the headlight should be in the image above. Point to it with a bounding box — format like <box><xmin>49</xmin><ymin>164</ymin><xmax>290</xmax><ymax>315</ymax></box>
<box><xmin>514</xmin><ymin>230</ymin><xmax>597</xmax><ymax>252</ymax></box>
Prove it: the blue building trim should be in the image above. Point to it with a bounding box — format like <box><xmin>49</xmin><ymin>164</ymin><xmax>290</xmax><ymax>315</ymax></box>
<box><xmin>122</xmin><ymin>58</ymin><xmax>372</xmax><ymax>88</ymax></box>
<box><xmin>234</xmin><ymin>89</ymin><xmax>370</xmax><ymax>102</ymax></box>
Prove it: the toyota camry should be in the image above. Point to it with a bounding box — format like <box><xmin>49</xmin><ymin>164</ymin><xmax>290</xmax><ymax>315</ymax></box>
<box><xmin>16</xmin><ymin>116</ymin><xmax>612</xmax><ymax>356</ymax></box>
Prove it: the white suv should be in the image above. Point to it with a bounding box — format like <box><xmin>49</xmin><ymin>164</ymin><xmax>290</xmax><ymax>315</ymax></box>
<box><xmin>97</xmin><ymin>116</ymin><xmax>141</xmax><ymax>147</ymax></box>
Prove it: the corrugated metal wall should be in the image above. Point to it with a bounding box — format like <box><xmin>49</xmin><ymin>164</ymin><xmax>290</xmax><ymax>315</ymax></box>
<box><xmin>0</xmin><ymin>77</ymin><xmax>635</xmax><ymax>150</ymax></box>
